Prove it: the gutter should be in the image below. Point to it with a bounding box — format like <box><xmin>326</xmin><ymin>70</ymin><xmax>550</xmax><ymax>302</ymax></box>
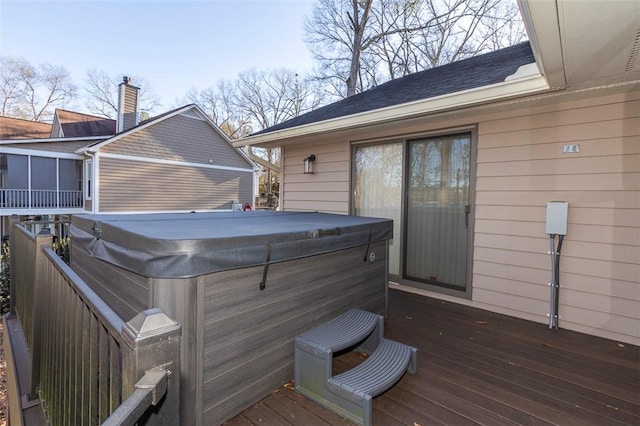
<box><xmin>0</xmin><ymin>135</ymin><xmax>109</xmax><ymax>145</ymax></box>
<box><xmin>516</xmin><ymin>0</ymin><xmax>567</xmax><ymax>89</ymax></box>
<box><xmin>233</xmin><ymin>69</ymin><xmax>550</xmax><ymax>148</ymax></box>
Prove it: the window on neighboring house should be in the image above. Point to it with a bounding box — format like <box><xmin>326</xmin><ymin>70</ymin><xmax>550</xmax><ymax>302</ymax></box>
<box><xmin>85</xmin><ymin>159</ymin><xmax>92</xmax><ymax>199</ymax></box>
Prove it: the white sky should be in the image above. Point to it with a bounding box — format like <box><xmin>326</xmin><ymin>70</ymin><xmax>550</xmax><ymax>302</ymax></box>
<box><xmin>0</xmin><ymin>0</ymin><xmax>316</xmax><ymax>112</ymax></box>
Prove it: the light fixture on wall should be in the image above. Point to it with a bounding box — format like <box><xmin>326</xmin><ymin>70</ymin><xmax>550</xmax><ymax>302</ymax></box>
<box><xmin>303</xmin><ymin>154</ymin><xmax>316</xmax><ymax>174</ymax></box>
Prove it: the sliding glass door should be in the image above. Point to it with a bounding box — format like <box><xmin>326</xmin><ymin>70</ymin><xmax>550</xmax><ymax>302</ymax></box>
<box><xmin>405</xmin><ymin>133</ymin><xmax>471</xmax><ymax>289</ymax></box>
<box><xmin>353</xmin><ymin>131</ymin><xmax>472</xmax><ymax>293</ymax></box>
<box><xmin>353</xmin><ymin>143</ymin><xmax>402</xmax><ymax>277</ymax></box>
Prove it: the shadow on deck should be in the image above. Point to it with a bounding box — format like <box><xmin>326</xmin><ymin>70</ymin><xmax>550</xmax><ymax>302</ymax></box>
<box><xmin>226</xmin><ymin>288</ymin><xmax>640</xmax><ymax>426</ymax></box>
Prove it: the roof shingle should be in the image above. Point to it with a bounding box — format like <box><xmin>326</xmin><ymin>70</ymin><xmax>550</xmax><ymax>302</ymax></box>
<box><xmin>255</xmin><ymin>42</ymin><xmax>534</xmax><ymax>135</ymax></box>
<box><xmin>56</xmin><ymin>109</ymin><xmax>116</xmax><ymax>137</ymax></box>
<box><xmin>0</xmin><ymin>116</ymin><xmax>52</xmax><ymax>139</ymax></box>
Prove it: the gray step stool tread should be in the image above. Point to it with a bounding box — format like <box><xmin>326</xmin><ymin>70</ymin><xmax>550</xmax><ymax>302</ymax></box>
<box><xmin>328</xmin><ymin>338</ymin><xmax>416</xmax><ymax>400</ymax></box>
<box><xmin>296</xmin><ymin>308</ymin><xmax>381</xmax><ymax>352</ymax></box>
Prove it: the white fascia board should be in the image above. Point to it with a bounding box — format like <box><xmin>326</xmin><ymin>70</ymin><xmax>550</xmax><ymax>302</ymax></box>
<box><xmin>0</xmin><ymin>135</ymin><xmax>108</xmax><ymax>145</ymax></box>
<box><xmin>517</xmin><ymin>0</ymin><xmax>566</xmax><ymax>89</ymax></box>
<box><xmin>0</xmin><ymin>146</ymin><xmax>84</xmax><ymax>159</ymax></box>
<box><xmin>77</xmin><ymin>104</ymin><xmax>197</xmax><ymax>153</ymax></box>
<box><xmin>99</xmin><ymin>152</ymin><xmax>255</xmax><ymax>173</ymax></box>
<box><xmin>234</xmin><ymin>72</ymin><xmax>550</xmax><ymax>147</ymax></box>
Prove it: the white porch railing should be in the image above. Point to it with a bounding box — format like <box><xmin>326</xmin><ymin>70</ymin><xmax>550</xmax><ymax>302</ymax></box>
<box><xmin>0</xmin><ymin>189</ymin><xmax>83</xmax><ymax>209</ymax></box>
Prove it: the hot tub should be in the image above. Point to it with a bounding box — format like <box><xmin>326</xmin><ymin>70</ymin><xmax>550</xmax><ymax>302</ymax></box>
<box><xmin>70</xmin><ymin>211</ymin><xmax>393</xmax><ymax>425</ymax></box>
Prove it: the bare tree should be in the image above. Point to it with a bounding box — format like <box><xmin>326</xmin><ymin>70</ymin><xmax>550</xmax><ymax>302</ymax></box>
<box><xmin>85</xmin><ymin>70</ymin><xmax>161</xmax><ymax>119</ymax></box>
<box><xmin>234</xmin><ymin>68</ymin><xmax>325</xmax><ymax>205</ymax></box>
<box><xmin>306</xmin><ymin>0</ymin><xmax>526</xmax><ymax>98</ymax></box>
<box><xmin>183</xmin><ymin>81</ymin><xmax>251</xmax><ymax>140</ymax></box>
<box><xmin>306</xmin><ymin>0</ymin><xmax>374</xmax><ymax>98</ymax></box>
<box><xmin>0</xmin><ymin>56</ymin><xmax>77</xmax><ymax>121</ymax></box>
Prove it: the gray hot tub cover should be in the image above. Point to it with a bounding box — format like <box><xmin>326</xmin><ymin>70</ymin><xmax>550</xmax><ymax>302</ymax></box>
<box><xmin>71</xmin><ymin>211</ymin><xmax>393</xmax><ymax>278</ymax></box>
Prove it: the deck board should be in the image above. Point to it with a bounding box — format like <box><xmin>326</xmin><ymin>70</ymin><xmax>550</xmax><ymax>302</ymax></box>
<box><xmin>225</xmin><ymin>288</ymin><xmax>640</xmax><ymax>425</ymax></box>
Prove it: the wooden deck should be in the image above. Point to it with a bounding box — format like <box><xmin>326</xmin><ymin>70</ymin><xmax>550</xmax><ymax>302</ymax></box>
<box><xmin>226</xmin><ymin>288</ymin><xmax>640</xmax><ymax>426</ymax></box>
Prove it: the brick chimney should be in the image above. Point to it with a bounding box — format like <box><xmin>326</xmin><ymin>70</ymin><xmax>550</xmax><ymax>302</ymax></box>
<box><xmin>117</xmin><ymin>76</ymin><xmax>140</xmax><ymax>132</ymax></box>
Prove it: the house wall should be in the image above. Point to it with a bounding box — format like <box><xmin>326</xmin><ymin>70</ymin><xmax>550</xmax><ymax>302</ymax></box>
<box><xmin>95</xmin><ymin>111</ymin><xmax>255</xmax><ymax>212</ymax></box>
<box><xmin>473</xmin><ymin>91</ymin><xmax>639</xmax><ymax>344</ymax></box>
<box><xmin>97</xmin><ymin>157</ymin><xmax>253</xmax><ymax>212</ymax></box>
<box><xmin>102</xmin><ymin>113</ymin><xmax>251</xmax><ymax>169</ymax></box>
<box><xmin>280</xmin><ymin>90</ymin><xmax>639</xmax><ymax>344</ymax></box>
<box><xmin>281</xmin><ymin>140</ymin><xmax>350</xmax><ymax>214</ymax></box>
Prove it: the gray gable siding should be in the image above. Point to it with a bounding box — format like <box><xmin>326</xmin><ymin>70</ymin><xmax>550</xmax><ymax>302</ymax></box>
<box><xmin>255</xmin><ymin>42</ymin><xmax>534</xmax><ymax>135</ymax></box>
<box><xmin>102</xmin><ymin>113</ymin><xmax>252</xmax><ymax>169</ymax></box>
<box><xmin>98</xmin><ymin>157</ymin><xmax>253</xmax><ymax>212</ymax></box>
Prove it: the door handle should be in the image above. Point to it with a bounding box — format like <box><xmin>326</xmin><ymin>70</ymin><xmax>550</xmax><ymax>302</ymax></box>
<box><xmin>465</xmin><ymin>205</ymin><xmax>470</xmax><ymax>228</ymax></box>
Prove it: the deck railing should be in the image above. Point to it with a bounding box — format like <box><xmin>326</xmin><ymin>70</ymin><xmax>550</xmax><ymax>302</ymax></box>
<box><xmin>0</xmin><ymin>188</ymin><xmax>83</xmax><ymax>209</ymax></box>
<box><xmin>8</xmin><ymin>220</ymin><xmax>181</xmax><ymax>425</ymax></box>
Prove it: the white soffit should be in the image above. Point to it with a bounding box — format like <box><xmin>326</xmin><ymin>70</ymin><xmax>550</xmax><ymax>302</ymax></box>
<box><xmin>561</xmin><ymin>0</ymin><xmax>640</xmax><ymax>85</ymax></box>
<box><xmin>521</xmin><ymin>0</ymin><xmax>640</xmax><ymax>88</ymax></box>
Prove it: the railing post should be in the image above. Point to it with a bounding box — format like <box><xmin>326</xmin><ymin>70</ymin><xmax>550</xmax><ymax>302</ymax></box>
<box><xmin>121</xmin><ymin>308</ymin><xmax>181</xmax><ymax>425</ymax></box>
<box><xmin>29</xmin><ymin>229</ymin><xmax>53</xmax><ymax>400</ymax></box>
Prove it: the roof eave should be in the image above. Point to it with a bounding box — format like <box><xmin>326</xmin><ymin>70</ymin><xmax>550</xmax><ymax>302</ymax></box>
<box><xmin>233</xmin><ymin>71</ymin><xmax>550</xmax><ymax>148</ymax></box>
<box><xmin>517</xmin><ymin>0</ymin><xmax>566</xmax><ymax>89</ymax></box>
<box><xmin>0</xmin><ymin>135</ymin><xmax>110</xmax><ymax>145</ymax></box>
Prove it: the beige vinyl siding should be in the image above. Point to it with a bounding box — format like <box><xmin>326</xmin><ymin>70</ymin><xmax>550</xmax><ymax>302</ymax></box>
<box><xmin>473</xmin><ymin>91</ymin><xmax>639</xmax><ymax>344</ymax></box>
<box><xmin>2</xmin><ymin>140</ymin><xmax>95</xmax><ymax>153</ymax></box>
<box><xmin>276</xmin><ymin>90</ymin><xmax>639</xmax><ymax>344</ymax></box>
<box><xmin>103</xmin><ymin>113</ymin><xmax>251</xmax><ymax>169</ymax></box>
<box><xmin>98</xmin><ymin>157</ymin><xmax>253</xmax><ymax>212</ymax></box>
<box><xmin>282</xmin><ymin>141</ymin><xmax>350</xmax><ymax>213</ymax></box>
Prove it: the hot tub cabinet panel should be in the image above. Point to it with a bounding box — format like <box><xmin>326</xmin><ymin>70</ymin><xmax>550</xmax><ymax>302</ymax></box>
<box><xmin>71</xmin><ymin>240</ymin><xmax>150</xmax><ymax>321</ymax></box>
<box><xmin>70</xmin><ymin>212</ymin><xmax>392</xmax><ymax>425</ymax></box>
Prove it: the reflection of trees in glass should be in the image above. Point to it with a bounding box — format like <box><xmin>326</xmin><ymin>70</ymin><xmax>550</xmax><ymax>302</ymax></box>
<box><xmin>354</xmin><ymin>143</ymin><xmax>402</xmax><ymax>211</ymax></box>
<box><xmin>408</xmin><ymin>133</ymin><xmax>470</xmax><ymax>206</ymax></box>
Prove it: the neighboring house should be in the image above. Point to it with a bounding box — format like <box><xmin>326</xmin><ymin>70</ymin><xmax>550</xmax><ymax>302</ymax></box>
<box><xmin>0</xmin><ymin>116</ymin><xmax>52</xmax><ymax>139</ymax></box>
<box><xmin>234</xmin><ymin>1</ymin><xmax>639</xmax><ymax>345</ymax></box>
<box><xmin>1</xmin><ymin>77</ymin><xmax>257</xmax><ymax>238</ymax></box>
<box><xmin>50</xmin><ymin>108</ymin><xmax>116</xmax><ymax>138</ymax></box>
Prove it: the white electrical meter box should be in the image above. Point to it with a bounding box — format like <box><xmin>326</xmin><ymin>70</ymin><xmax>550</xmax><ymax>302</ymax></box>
<box><xmin>546</xmin><ymin>202</ymin><xmax>568</xmax><ymax>235</ymax></box>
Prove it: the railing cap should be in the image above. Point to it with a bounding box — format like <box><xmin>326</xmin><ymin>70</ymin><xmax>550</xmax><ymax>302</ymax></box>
<box><xmin>122</xmin><ymin>308</ymin><xmax>181</xmax><ymax>350</ymax></box>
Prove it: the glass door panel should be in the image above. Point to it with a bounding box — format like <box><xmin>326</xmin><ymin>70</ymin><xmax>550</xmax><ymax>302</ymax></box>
<box><xmin>353</xmin><ymin>143</ymin><xmax>402</xmax><ymax>277</ymax></box>
<box><xmin>405</xmin><ymin>133</ymin><xmax>470</xmax><ymax>289</ymax></box>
